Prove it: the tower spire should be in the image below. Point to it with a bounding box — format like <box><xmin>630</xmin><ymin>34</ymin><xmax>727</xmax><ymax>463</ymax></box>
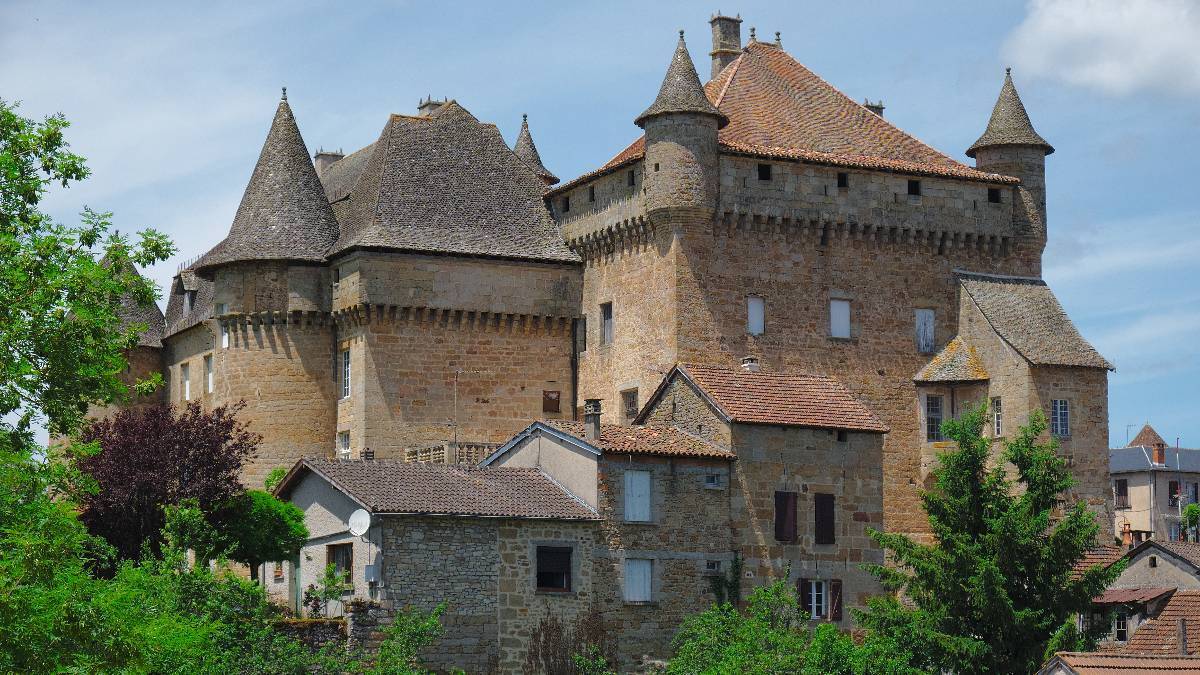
<box><xmin>635</xmin><ymin>30</ymin><xmax>727</xmax><ymax>129</ymax></box>
<box><xmin>512</xmin><ymin>113</ymin><xmax>559</xmax><ymax>186</ymax></box>
<box><xmin>966</xmin><ymin>68</ymin><xmax>1054</xmax><ymax>158</ymax></box>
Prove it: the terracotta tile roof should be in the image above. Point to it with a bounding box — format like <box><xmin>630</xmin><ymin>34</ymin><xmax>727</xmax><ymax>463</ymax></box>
<box><xmin>634</xmin><ymin>32</ymin><xmax>727</xmax><ymax>129</ymax></box>
<box><xmin>326</xmin><ymin>102</ymin><xmax>578</xmax><ymax>263</ymax></box>
<box><xmin>958</xmin><ymin>271</ymin><xmax>1113</xmax><ymax>370</ymax></box>
<box><xmin>1044</xmin><ymin>652</ymin><xmax>1200</xmax><ymax>673</ymax></box>
<box><xmin>1157</xmin><ymin>542</ymin><xmax>1200</xmax><ymax>569</ymax></box>
<box><xmin>553</xmin><ymin>41</ymin><xmax>1016</xmax><ymax>195</ymax></box>
<box><xmin>1131</xmin><ymin>424</ymin><xmax>1168</xmax><ymax>449</ymax></box>
<box><xmin>646</xmin><ymin>363</ymin><xmax>888</xmax><ymax>433</ymax></box>
<box><xmin>967</xmin><ymin>69</ymin><xmax>1054</xmax><ymax>158</ymax></box>
<box><xmin>1125</xmin><ymin>590</ymin><xmax>1200</xmax><ymax>655</ymax></box>
<box><xmin>913</xmin><ymin>336</ymin><xmax>989</xmax><ymax>383</ymax></box>
<box><xmin>1072</xmin><ymin>546</ymin><xmax>1127</xmax><ymax>580</ymax></box>
<box><xmin>195</xmin><ymin>95</ymin><xmax>339</xmax><ymax>274</ymax></box>
<box><xmin>541</xmin><ymin>420</ymin><xmax>734</xmax><ymax>460</ymax></box>
<box><xmin>513</xmin><ymin>114</ymin><xmax>558</xmax><ymax>185</ymax></box>
<box><xmin>280</xmin><ymin>458</ymin><xmax>598</xmax><ymax>521</ymax></box>
<box><xmin>1094</xmin><ymin>588</ymin><xmax>1175</xmax><ymax>605</ymax></box>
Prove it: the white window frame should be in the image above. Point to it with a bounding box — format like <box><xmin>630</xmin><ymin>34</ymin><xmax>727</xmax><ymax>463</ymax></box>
<box><xmin>829</xmin><ymin>299</ymin><xmax>851</xmax><ymax>339</ymax></box>
<box><xmin>926</xmin><ymin>394</ymin><xmax>944</xmax><ymax>442</ymax></box>
<box><xmin>337</xmin><ymin>431</ymin><xmax>350</xmax><ymax>458</ymax></box>
<box><xmin>991</xmin><ymin>397</ymin><xmax>1002</xmax><ymax>437</ymax></box>
<box><xmin>747</xmin><ymin>296</ymin><xmax>765</xmax><ymax>336</ymax></box>
<box><xmin>1051</xmin><ymin>399</ymin><xmax>1070</xmax><ymax>437</ymax></box>
<box><xmin>914</xmin><ymin>308</ymin><xmax>935</xmax><ymax>353</ymax></box>
<box><xmin>204</xmin><ymin>354</ymin><xmax>213</xmax><ymax>393</ymax></box>
<box><xmin>805</xmin><ymin>579</ymin><xmax>827</xmax><ymax>619</ymax></box>
<box><xmin>624</xmin><ymin>558</ymin><xmax>653</xmax><ymax>602</ymax></box>
<box><xmin>220</xmin><ymin>323</ymin><xmax>230</xmax><ymax>349</ymax></box>
<box><xmin>1115</xmin><ymin>611</ymin><xmax>1128</xmax><ymax>641</ymax></box>
<box><xmin>624</xmin><ymin>470</ymin><xmax>651</xmax><ymax>522</ymax></box>
<box><xmin>181</xmin><ymin>363</ymin><xmax>190</xmax><ymax>401</ymax></box>
<box><xmin>340</xmin><ymin>349</ymin><xmax>351</xmax><ymax>399</ymax></box>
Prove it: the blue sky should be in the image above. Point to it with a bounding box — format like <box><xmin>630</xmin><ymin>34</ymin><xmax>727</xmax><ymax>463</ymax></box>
<box><xmin>2</xmin><ymin>0</ymin><xmax>1196</xmax><ymax>447</ymax></box>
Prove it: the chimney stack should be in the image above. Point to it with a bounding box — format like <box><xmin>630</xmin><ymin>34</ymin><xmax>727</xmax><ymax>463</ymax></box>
<box><xmin>740</xmin><ymin>356</ymin><xmax>760</xmax><ymax>372</ymax></box>
<box><xmin>417</xmin><ymin>95</ymin><xmax>448</xmax><ymax>116</ymax></box>
<box><xmin>313</xmin><ymin>148</ymin><xmax>344</xmax><ymax>177</ymax></box>
<box><xmin>864</xmin><ymin>99</ymin><xmax>886</xmax><ymax>117</ymax></box>
<box><xmin>1153</xmin><ymin>442</ymin><xmax>1167</xmax><ymax>465</ymax></box>
<box><xmin>583</xmin><ymin>399</ymin><xmax>602</xmax><ymax>441</ymax></box>
<box><xmin>1122</xmin><ymin>522</ymin><xmax>1133</xmax><ymax>548</ymax></box>
<box><xmin>709</xmin><ymin>13</ymin><xmax>743</xmax><ymax>79</ymax></box>
<box><xmin>1180</xmin><ymin>617</ymin><xmax>1189</xmax><ymax>655</ymax></box>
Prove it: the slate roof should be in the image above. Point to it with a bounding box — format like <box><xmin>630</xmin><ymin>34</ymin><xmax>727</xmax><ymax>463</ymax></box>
<box><xmin>638</xmin><ymin>363</ymin><xmax>888</xmax><ymax>433</ymax></box>
<box><xmin>106</xmin><ymin>258</ymin><xmax>166</xmax><ymax>348</ymax></box>
<box><xmin>513</xmin><ymin>114</ymin><xmax>558</xmax><ymax>185</ymax></box>
<box><xmin>913</xmin><ymin>336</ymin><xmax>989</xmax><ymax>383</ymax></box>
<box><xmin>967</xmin><ymin>69</ymin><xmax>1054</xmax><ymax>158</ymax></box>
<box><xmin>325</xmin><ymin>102</ymin><xmax>577</xmax><ymax>263</ymax></box>
<box><xmin>635</xmin><ymin>32</ymin><xmax>727</xmax><ymax>129</ymax></box>
<box><xmin>555</xmin><ymin>40</ymin><xmax>1015</xmax><ymax>194</ymax></box>
<box><xmin>278</xmin><ymin>458</ymin><xmax>598</xmax><ymax>520</ymax></box>
<box><xmin>1125</xmin><ymin>590</ymin><xmax>1200</xmax><ymax>655</ymax></box>
<box><xmin>1043</xmin><ymin>652</ymin><xmax>1200</xmax><ymax>674</ymax></box>
<box><xmin>163</xmin><ymin>270</ymin><xmax>213</xmax><ymax>337</ymax></box>
<box><xmin>958</xmin><ymin>271</ymin><xmax>1113</xmax><ymax>370</ymax></box>
<box><xmin>1111</xmin><ymin>446</ymin><xmax>1200</xmax><ymax>474</ymax></box>
<box><xmin>195</xmin><ymin>95</ymin><xmax>339</xmax><ymax>274</ymax></box>
<box><xmin>1132</xmin><ymin>424</ymin><xmax>1169</xmax><ymax>448</ymax></box>
<box><xmin>540</xmin><ymin>420</ymin><xmax>735</xmax><ymax>460</ymax></box>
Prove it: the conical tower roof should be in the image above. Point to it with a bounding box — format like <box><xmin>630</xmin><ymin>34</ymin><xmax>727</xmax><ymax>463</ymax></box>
<box><xmin>966</xmin><ymin>68</ymin><xmax>1054</xmax><ymax>158</ymax></box>
<box><xmin>1130</xmin><ymin>424</ymin><xmax>1167</xmax><ymax>448</ymax></box>
<box><xmin>195</xmin><ymin>90</ymin><xmax>339</xmax><ymax>274</ymax></box>
<box><xmin>513</xmin><ymin>114</ymin><xmax>558</xmax><ymax>185</ymax></box>
<box><xmin>635</xmin><ymin>31</ymin><xmax>728</xmax><ymax>129</ymax></box>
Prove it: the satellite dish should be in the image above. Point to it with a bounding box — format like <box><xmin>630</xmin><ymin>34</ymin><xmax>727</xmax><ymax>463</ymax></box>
<box><xmin>348</xmin><ymin>508</ymin><xmax>371</xmax><ymax>537</ymax></box>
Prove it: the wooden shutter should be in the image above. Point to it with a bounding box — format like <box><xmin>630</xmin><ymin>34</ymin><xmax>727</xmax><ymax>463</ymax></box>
<box><xmin>799</xmin><ymin>578</ymin><xmax>811</xmax><ymax>616</ymax></box>
<box><xmin>625</xmin><ymin>470</ymin><xmax>651</xmax><ymax>522</ymax></box>
<box><xmin>830</xmin><ymin>300</ymin><xmax>851</xmax><ymax>338</ymax></box>
<box><xmin>830</xmin><ymin>579</ymin><xmax>843</xmax><ymax>621</ymax></box>
<box><xmin>775</xmin><ymin>491</ymin><xmax>797</xmax><ymax>542</ymax></box>
<box><xmin>624</xmin><ymin>559</ymin><xmax>652</xmax><ymax>602</ymax></box>
<box><xmin>814</xmin><ymin>493</ymin><xmax>836</xmax><ymax>545</ymax></box>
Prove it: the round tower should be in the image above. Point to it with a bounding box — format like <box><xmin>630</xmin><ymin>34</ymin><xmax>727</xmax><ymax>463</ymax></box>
<box><xmin>636</xmin><ymin>31</ymin><xmax>727</xmax><ymax>221</ymax></box>
<box><xmin>967</xmin><ymin>68</ymin><xmax>1054</xmax><ymax>273</ymax></box>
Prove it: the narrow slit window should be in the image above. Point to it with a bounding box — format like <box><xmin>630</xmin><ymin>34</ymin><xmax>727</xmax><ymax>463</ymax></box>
<box><xmin>837</xmin><ymin>172</ymin><xmax>849</xmax><ymax>188</ymax></box>
<box><xmin>757</xmin><ymin>163</ymin><xmax>772</xmax><ymax>181</ymax></box>
<box><xmin>992</xmin><ymin>397</ymin><xmax>1003</xmax><ymax>437</ymax></box>
<box><xmin>181</xmin><ymin>363</ymin><xmax>190</xmax><ymax>401</ymax></box>
<box><xmin>628</xmin><ymin>170</ymin><xmax>636</xmax><ymax>187</ymax></box>
<box><xmin>747</xmin><ymin>296</ymin><xmax>765</xmax><ymax>335</ymax></box>
<box><xmin>340</xmin><ymin>349</ymin><xmax>351</xmax><ymax>399</ymax></box>
<box><xmin>588</xmin><ymin>185</ymin><xmax>596</xmax><ymax>202</ymax></box>
<box><xmin>204</xmin><ymin>354</ymin><xmax>213</xmax><ymax>393</ymax></box>
<box><xmin>600</xmin><ymin>303</ymin><xmax>613</xmax><ymax>346</ymax></box>
<box><xmin>220</xmin><ymin>324</ymin><xmax>230</xmax><ymax>349</ymax></box>
<box><xmin>562</xmin><ymin>196</ymin><xmax>570</xmax><ymax>213</ymax></box>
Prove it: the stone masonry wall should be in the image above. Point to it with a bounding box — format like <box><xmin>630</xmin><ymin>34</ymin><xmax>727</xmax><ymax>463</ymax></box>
<box><xmin>641</xmin><ymin>373</ymin><xmax>732</xmax><ymax>448</ymax></box>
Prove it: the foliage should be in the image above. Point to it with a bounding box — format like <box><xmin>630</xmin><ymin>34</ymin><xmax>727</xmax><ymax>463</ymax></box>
<box><xmin>1183</xmin><ymin>503</ymin><xmax>1200</xmax><ymax>541</ymax></box>
<box><xmin>210</xmin><ymin>489</ymin><xmax>307</xmax><ymax>577</ymax></box>
<box><xmin>367</xmin><ymin>604</ymin><xmax>447</xmax><ymax>675</ymax></box>
<box><xmin>856</xmin><ymin>405</ymin><xmax>1123</xmax><ymax>674</ymax></box>
<box><xmin>708</xmin><ymin>553</ymin><xmax>742</xmax><ymax>606</ymax></box>
<box><xmin>265</xmin><ymin>465</ymin><xmax>289</xmax><ymax>492</ymax></box>
<box><xmin>571</xmin><ymin>645</ymin><xmax>615</xmax><ymax>675</ymax></box>
<box><xmin>304</xmin><ymin>563</ymin><xmax>350</xmax><ymax>618</ymax></box>
<box><xmin>669</xmin><ymin>579</ymin><xmax>808</xmax><ymax>674</ymax></box>
<box><xmin>76</xmin><ymin>402</ymin><xmax>258</xmax><ymax>561</ymax></box>
<box><xmin>524</xmin><ymin>608</ymin><xmax>614</xmax><ymax>674</ymax></box>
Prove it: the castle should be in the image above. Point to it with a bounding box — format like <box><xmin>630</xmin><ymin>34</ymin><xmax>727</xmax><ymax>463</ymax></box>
<box><xmin>112</xmin><ymin>15</ymin><xmax>1114</xmax><ymax>664</ymax></box>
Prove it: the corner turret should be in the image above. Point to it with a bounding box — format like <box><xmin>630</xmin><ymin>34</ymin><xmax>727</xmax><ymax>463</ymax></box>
<box><xmin>513</xmin><ymin>114</ymin><xmax>559</xmax><ymax>186</ymax></box>
<box><xmin>968</xmin><ymin>69</ymin><xmax>1053</xmax><ymax>272</ymax></box>
<box><xmin>636</xmin><ymin>31</ymin><xmax>726</xmax><ymax>219</ymax></box>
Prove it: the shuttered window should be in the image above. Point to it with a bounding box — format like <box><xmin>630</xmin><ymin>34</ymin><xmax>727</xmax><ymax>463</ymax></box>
<box><xmin>814</xmin><ymin>493</ymin><xmax>835</xmax><ymax>545</ymax></box>
<box><xmin>829</xmin><ymin>300</ymin><xmax>851</xmax><ymax>338</ymax></box>
<box><xmin>799</xmin><ymin>579</ymin><xmax>842</xmax><ymax>621</ymax></box>
<box><xmin>625</xmin><ymin>470</ymin><xmax>651</xmax><ymax>522</ymax></box>
<box><xmin>914</xmin><ymin>309</ymin><xmax>935</xmax><ymax>353</ymax></box>
<box><xmin>774</xmin><ymin>491</ymin><xmax>797</xmax><ymax>542</ymax></box>
<box><xmin>624</xmin><ymin>558</ymin><xmax>653</xmax><ymax>602</ymax></box>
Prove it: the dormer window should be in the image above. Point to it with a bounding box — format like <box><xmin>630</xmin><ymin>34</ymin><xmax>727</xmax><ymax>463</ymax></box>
<box><xmin>184</xmin><ymin>290</ymin><xmax>196</xmax><ymax>313</ymax></box>
<box><xmin>757</xmin><ymin>163</ymin><xmax>772</xmax><ymax>181</ymax></box>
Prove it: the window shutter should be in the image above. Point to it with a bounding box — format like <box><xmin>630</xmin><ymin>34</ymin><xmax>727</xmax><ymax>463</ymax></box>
<box><xmin>775</xmin><ymin>491</ymin><xmax>797</xmax><ymax>542</ymax></box>
<box><xmin>799</xmin><ymin>578</ymin><xmax>811</xmax><ymax>615</ymax></box>
<box><xmin>625</xmin><ymin>471</ymin><xmax>651</xmax><ymax>522</ymax></box>
<box><xmin>747</xmin><ymin>296</ymin><xmax>765</xmax><ymax>335</ymax></box>
<box><xmin>914</xmin><ymin>309</ymin><xmax>935</xmax><ymax>353</ymax></box>
<box><xmin>830</xmin><ymin>579</ymin><xmax>843</xmax><ymax>621</ymax></box>
<box><xmin>624</xmin><ymin>559</ymin><xmax>652</xmax><ymax>602</ymax></box>
<box><xmin>830</xmin><ymin>300</ymin><xmax>851</xmax><ymax>338</ymax></box>
<box><xmin>814</xmin><ymin>493</ymin><xmax>836</xmax><ymax>545</ymax></box>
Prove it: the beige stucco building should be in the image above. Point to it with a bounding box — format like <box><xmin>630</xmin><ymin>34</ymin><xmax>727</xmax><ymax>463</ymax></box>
<box><xmin>1110</xmin><ymin>424</ymin><xmax>1200</xmax><ymax>544</ymax></box>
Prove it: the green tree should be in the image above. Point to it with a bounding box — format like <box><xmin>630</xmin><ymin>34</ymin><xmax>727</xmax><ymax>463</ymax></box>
<box><xmin>856</xmin><ymin>405</ymin><xmax>1122</xmax><ymax>674</ymax></box>
<box><xmin>211</xmin><ymin>489</ymin><xmax>308</xmax><ymax>580</ymax></box>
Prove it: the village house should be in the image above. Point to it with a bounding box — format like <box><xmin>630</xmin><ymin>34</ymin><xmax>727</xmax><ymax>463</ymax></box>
<box><xmin>1111</xmin><ymin>424</ymin><xmax>1200</xmax><ymax>544</ymax></box>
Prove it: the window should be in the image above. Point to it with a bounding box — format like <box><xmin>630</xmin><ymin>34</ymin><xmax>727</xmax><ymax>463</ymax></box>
<box><xmin>624</xmin><ymin>558</ymin><xmax>653</xmax><ymax>602</ymax></box>
<box><xmin>907</xmin><ymin>179</ymin><xmax>921</xmax><ymax>196</ymax></box>
<box><xmin>204</xmin><ymin>355</ymin><xmax>213</xmax><ymax>393</ymax></box>
<box><xmin>814</xmin><ymin>493</ymin><xmax>835</xmax><ymax>545</ymax></box>
<box><xmin>1115</xmin><ymin>611</ymin><xmax>1128</xmax><ymax>641</ymax></box>
<box><xmin>327</xmin><ymin>543</ymin><xmax>352</xmax><ymax>579</ymax></box>
<box><xmin>747</xmin><ymin>296</ymin><xmax>765</xmax><ymax>335</ymax></box>
<box><xmin>184</xmin><ymin>290</ymin><xmax>196</xmax><ymax>313</ymax></box>
<box><xmin>1150</xmin><ymin>556</ymin><xmax>1158</xmax><ymax>568</ymax></box>
<box><xmin>536</xmin><ymin>546</ymin><xmax>572</xmax><ymax>592</ymax></box>
<box><xmin>988</xmin><ymin>187</ymin><xmax>1001</xmax><ymax>203</ymax></box>
<box><xmin>340</xmin><ymin>349</ymin><xmax>351</xmax><ymax>399</ymax></box>
<box><xmin>926</xmin><ymin>395</ymin><xmax>944</xmax><ymax>442</ymax></box>
<box><xmin>273</xmin><ymin>562</ymin><xmax>284</xmax><ymax>580</ymax></box>
<box><xmin>837</xmin><ymin>172</ymin><xmax>849</xmax><ymax>189</ymax></box>
<box><xmin>338</xmin><ymin>431</ymin><xmax>350</xmax><ymax>457</ymax></box>
<box><xmin>914</xmin><ymin>308</ymin><xmax>935</xmax><ymax>353</ymax></box>
<box><xmin>600</xmin><ymin>303</ymin><xmax>613</xmax><ymax>346</ymax></box>
<box><xmin>1050</xmin><ymin>399</ymin><xmax>1070</xmax><ymax>437</ymax></box>
<box><xmin>562</xmin><ymin>196</ymin><xmax>570</xmax><ymax>213</ymax></box>
<box><xmin>829</xmin><ymin>299</ymin><xmax>851</xmax><ymax>339</ymax></box>
<box><xmin>1169</xmin><ymin>521</ymin><xmax>1182</xmax><ymax>541</ymax></box>
<box><xmin>181</xmin><ymin>363</ymin><xmax>190</xmax><ymax>401</ymax></box>
<box><xmin>992</xmin><ymin>397</ymin><xmax>1003</xmax><ymax>437</ymax></box>
<box><xmin>705</xmin><ymin>474</ymin><xmax>722</xmax><ymax>488</ymax></box>
<box><xmin>774</xmin><ymin>491</ymin><xmax>798</xmax><ymax>542</ymax></box>
<box><xmin>705</xmin><ymin>560</ymin><xmax>722</xmax><ymax>573</ymax></box>
<box><xmin>1190</xmin><ymin>483</ymin><xmax>1199</xmax><ymax>506</ymax></box>
<box><xmin>653</xmin><ymin>162</ymin><xmax>660</xmax><ymax>172</ymax></box>
<box><xmin>621</xmin><ymin>389</ymin><xmax>639</xmax><ymax>421</ymax></box>
<box><xmin>542</xmin><ymin>390</ymin><xmax>561</xmax><ymax>413</ymax></box>
<box><xmin>757</xmin><ymin>163</ymin><xmax>772</xmax><ymax>181</ymax></box>
<box><xmin>627</xmin><ymin>170</ymin><xmax>636</xmax><ymax>187</ymax></box>
<box><xmin>588</xmin><ymin>185</ymin><xmax>595</xmax><ymax>202</ymax></box>
<box><xmin>574</xmin><ymin>317</ymin><xmax>587</xmax><ymax>353</ymax></box>
<box><xmin>332</xmin><ymin>266</ymin><xmax>341</xmax><ymax>285</ymax></box>
<box><xmin>1170</xmin><ymin>480</ymin><xmax>1181</xmax><ymax>508</ymax></box>
<box><xmin>625</xmin><ymin>470</ymin><xmax>651</xmax><ymax>522</ymax></box>
<box><xmin>799</xmin><ymin>579</ymin><xmax>842</xmax><ymax>621</ymax></box>
<box><xmin>214</xmin><ymin>302</ymin><xmax>226</xmax><ymax>315</ymax></box>
<box><xmin>836</xmin><ymin>430</ymin><xmax>848</xmax><ymax>443</ymax></box>
<box><xmin>220</xmin><ymin>324</ymin><xmax>230</xmax><ymax>349</ymax></box>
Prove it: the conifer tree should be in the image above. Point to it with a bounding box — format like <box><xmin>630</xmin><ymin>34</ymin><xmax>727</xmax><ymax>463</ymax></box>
<box><xmin>856</xmin><ymin>404</ymin><xmax>1121</xmax><ymax>674</ymax></box>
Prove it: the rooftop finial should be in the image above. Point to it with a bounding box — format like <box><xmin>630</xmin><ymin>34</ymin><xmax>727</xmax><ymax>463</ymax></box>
<box><xmin>281</xmin><ymin>86</ymin><xmax>287</xmax><ymax>101</ymax></box>
<box><xmin>1006</xmin><ymin>66</ymin><xmax>1012</xmax><ymax>75</ymax></box>
<box><xmin>775</xmin><ymin>31</ymin><xmax>781</xmax><ymax>46</ymax></box>
<box><xmin>749</xmin><ymin>27</ymin><xmax>756</xmax><ymax>41</ymax></box>
<box><xmin>679</xmin><ymin>29</ymin><xmax>685</xmax><ymax>40</ymax></box>
<box><xmin>522</xmin><ymin>113</ymin><xmax>528</xmax><ymax>122</ymax></box>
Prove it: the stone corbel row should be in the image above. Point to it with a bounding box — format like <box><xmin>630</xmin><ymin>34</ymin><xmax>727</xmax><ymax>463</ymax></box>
<box><xmin>331</xmin><ymin>303</ymin><xmax>576</xmax><ymax>336</ymax></box>
<box><xmin>566</xmin><ymin>216</ymin><xmax>654</xmax><ymax>263</ymax></box>
<box><xmin>218</xmin><ymin>310</ymin><xmax>331</xmax><ymax>329</ymax></box>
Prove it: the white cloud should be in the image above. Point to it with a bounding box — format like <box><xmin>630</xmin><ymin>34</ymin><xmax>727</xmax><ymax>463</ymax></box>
<box><xmin>1004</xmin><ymin>0</ymin><xmax>1200</xmax><ymax>96</ymax></box>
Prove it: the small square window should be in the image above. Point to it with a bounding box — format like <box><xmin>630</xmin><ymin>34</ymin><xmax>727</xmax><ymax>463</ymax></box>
<box><xmin>653</xmin><ymin>163</ymin><xmax>660</xmax><ymax>172</ymax></box>
<box><xmin>562</xmin><ymin>196</ymin><xmax>570</xmax><ymax>212</ymax></box>
<box><xmin>327</xmin><ymin>543</ymin><xmax>352</xmax><ymax>579</ymax></box>
<box><xmin>907</xmin><ymin>179</ymin><xmax>921</xmax><ymax>196</ymax></box>
<box><xmin>705</xmin><ymin>560</ymin><xmax>722</xmax><ymax>574</ymax></box>
<box><xmin>214</xmin><ymin>302</ymin><xmax>227</xmax><ymax>315</ymax></box>
<box><xmin>988</xmin><ymin>188</ymin><xmax>1001</xmax><ymax>203</ymax></box>
<box><xmin>588</xmin><ymin>185</ymin><xmax>596</xmax><ymax>202</ymax></box>
<box><xmin>536</xmin><ymin>546</ymin><xmax>572</xmax><ymax>592</ymax></box>
<box><xmin>621</xmin><ymin>389</ymin><xmax>639</xmax><ymax>422</ymax></box>
<box><xmin>757</xmin><ymin>163</ymin><xmax>772</xmax><ymax>181</ymax></box>
<box><xmin>628</xmin><ymin>170</ymin><xmax>636</xmax><ymax>187</ymax></box>
<box><xmin>837</xmin><ymin>172</ymin><xmax>849</xmax><ymax>188</ymax></box>
<box><xmin>542</xmin><ymin>390</ymin><xmax>561</xmax><ymax>414</ymax></box>
<box><xmin>704</xmin><ymin>474</ymin><xmax>721</xmax><ymax>488</ymax></box>
<box><xmin>836</xmin><ymin>430</ymin><xmax>848</xmax><ymax>443</ymax></box>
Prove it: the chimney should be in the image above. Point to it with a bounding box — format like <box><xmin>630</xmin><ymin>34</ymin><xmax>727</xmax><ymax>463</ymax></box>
<box><xmin>1180</xmin><ymin>617</ymin><xmax>1189</xmax><ymax>655</ymax></box>
<box><xmin>740</xmin><ymin>356</ymin><xmax>760</xmax><ymax>372</ymax></box>
<box><xmin>313</xmin><ymin>148</ymin><xmax>344</xmax><ymax>177</ymax></box>
<box><xmin>362</xmin><ymin>448</ymin><xmax>374</xmax><ymax>461</ymax></box>
<box><xmin>417</xmin><ymin>95</ymin><xmax>448</xmax><ymax>116</ymax></box>
<box><xmin>583</xmin><ymin>399</ymin><xmax>602</xmax><ymax>441</ymax></box>
<box><xmin>1153</xmin><ymin>443</ymin><xmax>1166</xmax><ymax>465</ymax></box>
<box><xmin>709</xmin><ymin>13</ymin><xmax>743</xmax><ymax>79</ymax></box>
<box><xmin>864</xmin><ymin>99</ymin><xmax>886</xmax><ymax>117</ymax></box>
<box><xmin>1122</xmin><ymin>522</ymin><xmax>1133</xmax><ymax>548</ymax></box>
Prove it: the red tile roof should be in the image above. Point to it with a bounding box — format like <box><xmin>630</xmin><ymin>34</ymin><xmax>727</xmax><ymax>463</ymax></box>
<box><xmin>645</xmin><ymin>363</ymin><xmax>888</xmax><ymax>433</ymax></box>
<box><xmin>542</xmin><ymin>420</ymin><xmax>734</xmax><ymax>460</ymax></box>
<box><xmin>552</xmin><ymin>41</ymin><xmax>1016</xmax><ymax>195</ymax></box>
<box><xmin>1131</xmin><ymin>424</ymin><xmax>1168</xmax><ymax>448</ymax></box>
<box><xmin>1094</xmin><ymin>588</ymin><xmax>1175</xmax><ymax>605</ymax></box>
<box><xmin>1044</xmin><ymin>652</ymin><xmax>1200</xmax><ymax>674</ymax></box>
<box><xmin>1157</xmin><ymin>542</ymin><xmax>1200</xmax><ymax>568</ymax></box>
<box><xmin>1125</xmin><ymin>591</ymin><xmax>1200</xmax><ymax>656</ymax></box>
<box><xmin>1072</xmin><ymin>546</ymin><xmax>1127</xmax><ymax>580</ymax></box>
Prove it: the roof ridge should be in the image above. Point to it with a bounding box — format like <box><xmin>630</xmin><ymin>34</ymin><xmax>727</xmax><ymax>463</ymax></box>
<box><xmin>712</xmin><ymin>49</ymin><xmax>744</xmax><ymax>107</ymax></box>
<box><xmin>954</xmin><ymin>269</ymin><xmax>1047</xmax><ymax>284</ymax></box>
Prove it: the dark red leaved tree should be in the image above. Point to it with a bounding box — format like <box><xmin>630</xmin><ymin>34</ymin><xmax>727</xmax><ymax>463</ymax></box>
<box><xmin>76</xmin><ymin>402</ymin><xmax>258</xmax><ymax>561</ymax></box>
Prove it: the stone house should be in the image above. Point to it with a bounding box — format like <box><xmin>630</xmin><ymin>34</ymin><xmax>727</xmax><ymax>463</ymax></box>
<box><xmin>1111</xmin><ymin>424</ymin><xmax>1200</xmax><ymax>544</ymax></box>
